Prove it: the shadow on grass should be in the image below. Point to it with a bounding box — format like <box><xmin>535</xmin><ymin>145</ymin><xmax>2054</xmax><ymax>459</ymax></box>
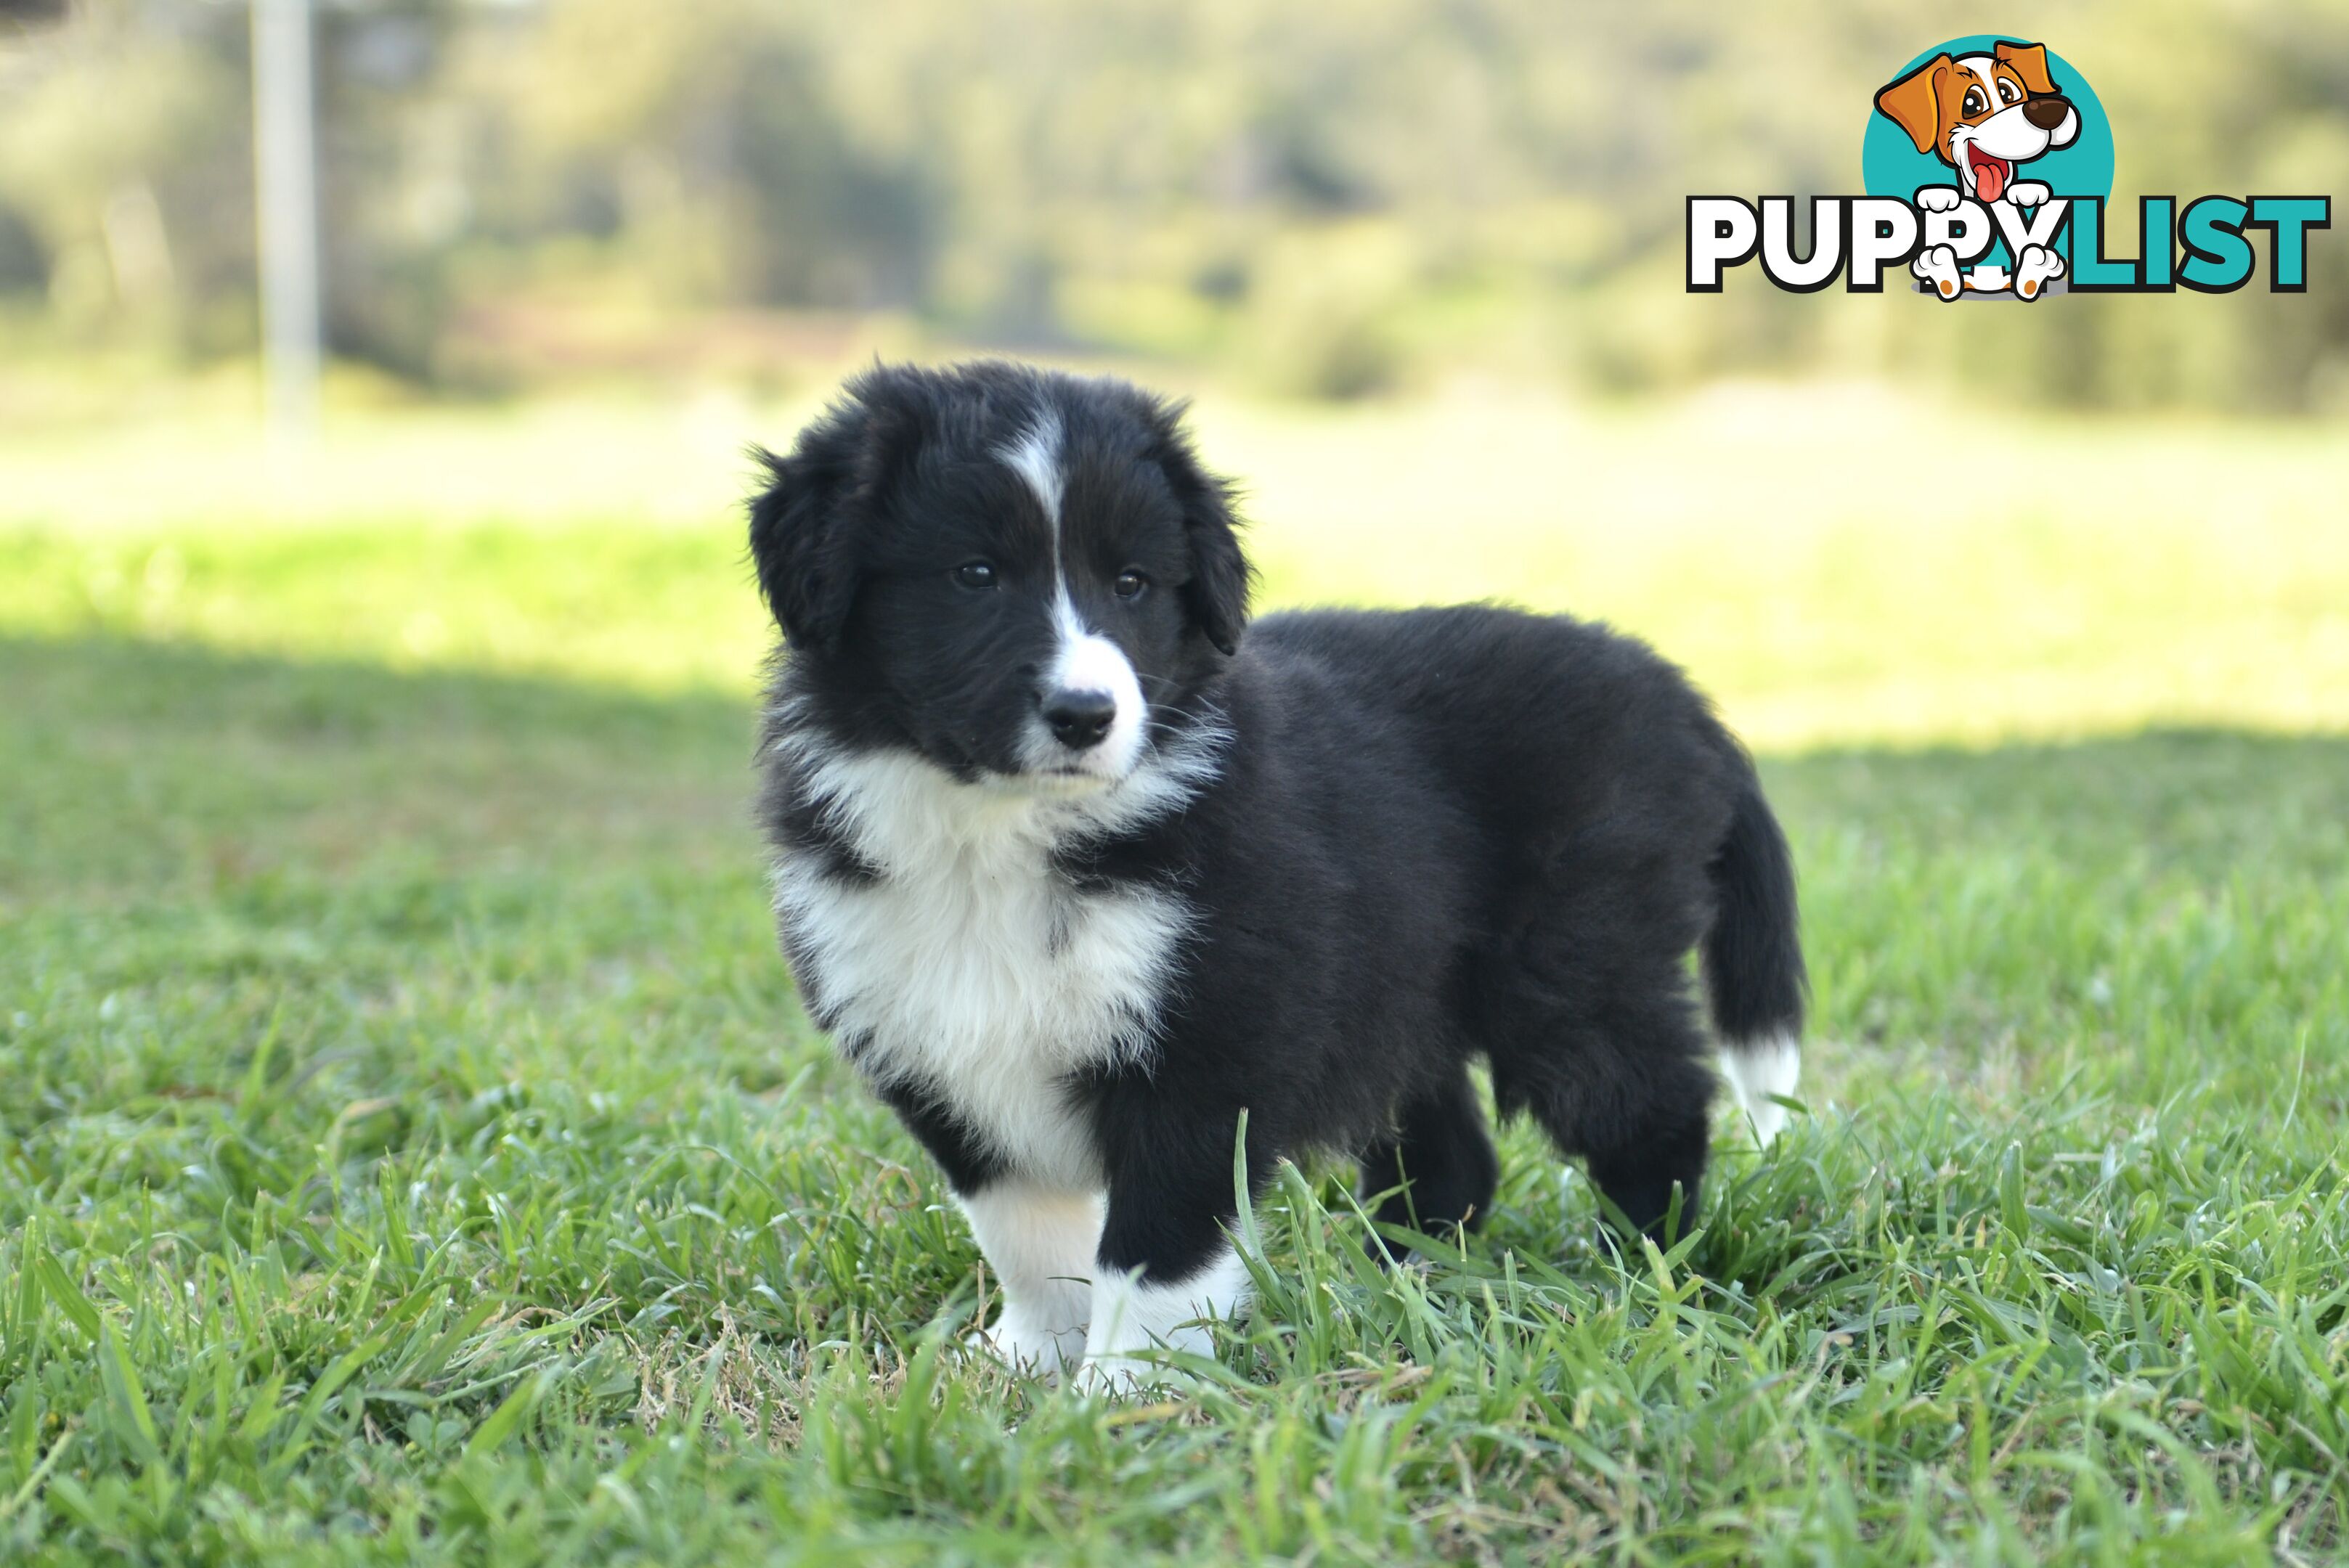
<box><xmin>1764</xmin><ymin>726</ymin><xmax>2349</xmax><ymax>883</ymax></box>
<box><xmin>1</xmin><ymin>634</ymin><xmax>760</xmax><ymax>899</ymax></box>
<box><xmin>7</xmin><ymin>631</ymin><xmax>2346</xmax><ymax>901</ymax></box>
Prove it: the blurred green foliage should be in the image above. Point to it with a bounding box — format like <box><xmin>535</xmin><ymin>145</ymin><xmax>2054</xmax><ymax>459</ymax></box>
<box><xmin>2</xmin><ymin>0</ymin><xmax>2345</xmax><ymax>409</ymax></box>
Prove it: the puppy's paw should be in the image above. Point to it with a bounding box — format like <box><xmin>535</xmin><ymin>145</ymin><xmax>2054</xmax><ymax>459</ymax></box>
<box><xmin>1914</xmin><ymin>185</ymin><xmax>1963</xmax><ymax>213</ymax></box>
<box><xmin>961</xmin><ymin>1311</ymin><xmax>1084</xmax><ymax>1378</ymax></box>
<box><xmin>1068</xmin><ymin>1352</ymin><xmax>1194</xmax><ymax>1400</ymax></box>
<box><xmin>2007</xmin><ymin>181</ymin><xmax>2051</xmax><ymax>209</ymax></box>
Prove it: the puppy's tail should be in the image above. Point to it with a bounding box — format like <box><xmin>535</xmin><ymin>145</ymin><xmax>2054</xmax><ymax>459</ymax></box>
<box><xmin>1703</xmin><ymin>768</ymin><xmax>1807</xmax><ymax>1145</ymax></box>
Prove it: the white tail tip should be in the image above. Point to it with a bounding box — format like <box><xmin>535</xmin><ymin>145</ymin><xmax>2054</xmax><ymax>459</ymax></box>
<box><xmin>1719</xmin><ymin>1033</ymin><xmax>1801</xmax><ymax>1146</ymax></box>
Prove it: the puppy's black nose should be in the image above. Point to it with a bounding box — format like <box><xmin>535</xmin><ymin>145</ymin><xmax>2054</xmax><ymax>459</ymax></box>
<box><xmin>1043</xmin><ymin>688</ymin><xmax>1117</xmax><ymax>751</ymax></box>
<box><xmin>2023</xmin><ymin>94</ymin><xmax>2071</xmax><ymax>131</ymax></box>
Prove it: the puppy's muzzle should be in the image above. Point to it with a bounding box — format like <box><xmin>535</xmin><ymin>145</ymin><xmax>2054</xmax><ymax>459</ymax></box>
<box><xmin>2023</xmin><ymin>94</ymin><xmax>2072</xmax><ymax>131</ymax></box>
<box><xmin>1043</xmin><ymin>688</ymin><xmax>1117</xmax><ymax>751</ymax></box>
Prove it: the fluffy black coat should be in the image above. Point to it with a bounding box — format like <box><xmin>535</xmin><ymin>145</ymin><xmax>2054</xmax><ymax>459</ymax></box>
<box><xmin>749</xmin><ymin>360</ymin><xmax>1804</xmax><ymax>1320</ymax></box>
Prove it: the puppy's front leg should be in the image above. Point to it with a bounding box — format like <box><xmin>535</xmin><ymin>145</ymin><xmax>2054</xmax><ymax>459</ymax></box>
<box><xmin>871</xmin><ymin>1079</ymin><xmax>1097</xmax><ymax>1376</ymax></box>
<box><xmin>1073</xmin><ymin>1107</ymin><xmax>1263</xmax><ymax>1393</ymax></box>
<box><xmin>958</xmin><ymin>1181</ymin><xmax>1102</xmax><ymax>1375</ymax></box>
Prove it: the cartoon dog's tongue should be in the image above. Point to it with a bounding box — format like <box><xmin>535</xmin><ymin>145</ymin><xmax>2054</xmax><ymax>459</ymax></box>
<box><xmin>1967</xmin><ymin>145</ymin><xmax>2011</xmax><ymax>203</ymax></box>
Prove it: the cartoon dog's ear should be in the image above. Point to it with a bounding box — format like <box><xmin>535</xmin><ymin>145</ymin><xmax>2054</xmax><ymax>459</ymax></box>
<box><xmin>1144</xmin><ymin>401</ymin><xmax>1253</xmax><ymax>656</ymax></box>
<box><xmin>1875</xmin><ymin>54</ymin><xmax>1955</xmax><ymax>158</ymax></box>
<box><xmin>748</xmin><ymin>395</ymin><xmax>895</xmax><ymax>654</ymax></box>
<box><xmin>1994</xmin><ymin>41</ymin><xmax>2056</xmax><ymax>97</ymax></box>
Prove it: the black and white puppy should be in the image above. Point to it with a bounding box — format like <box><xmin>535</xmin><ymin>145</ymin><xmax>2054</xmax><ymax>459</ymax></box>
<box><xmin>749</xmin><ymin>362</ymin><xmax>1805</xmax><ymax>1389</ymax></box>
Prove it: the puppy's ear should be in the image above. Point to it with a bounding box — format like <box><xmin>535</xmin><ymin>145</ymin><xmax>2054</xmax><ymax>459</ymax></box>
<box><xmin>1147</xmin><ymin>406</ymin><xmax>1253</xmax><ymax>656</ymax></box>
<box><xmin>1993</xmin><ymin>40</ymin><xmax>2056</xmax><ymax>97</ymax></box>
<box><xmin>747</xmin><ymin>405</ymin><xmax>878</xmax><ymax>653</ymax></box>
<box><xmin>1875</xmin><ymin>54</ymin><xmax>1955</xmax><ymax>158</ymax></box>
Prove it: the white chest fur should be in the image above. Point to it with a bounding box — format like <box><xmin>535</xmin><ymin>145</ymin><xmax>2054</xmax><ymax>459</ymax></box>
<box><xmin>769</xmin><ymin>742</ymin><xmax>1200</xmax><ymax>1190</ymax></box>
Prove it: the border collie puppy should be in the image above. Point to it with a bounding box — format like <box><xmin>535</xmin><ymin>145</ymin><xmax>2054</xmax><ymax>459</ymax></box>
<box><xmin>750</xmin><ymin>362</ymin><xmax>1805</xmax><ymax>1389</ymax></box>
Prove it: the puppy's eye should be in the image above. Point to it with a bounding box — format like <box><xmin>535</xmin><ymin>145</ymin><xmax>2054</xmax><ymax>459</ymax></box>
<box><xmin>1963</xmin><ymin>87</ymin><xmax>1987</xmax><ymax>115</ymax></box>
<box><xmin>1998</xmin><ymin>78</ymin><xmax>2020</xmax><ymax>104</ymax></box>
<box><xmin>953</xmin><ymin>560</ymin><xmax>998</xmax><ymax>590</ymax></box>
<box><xmin>1113</xmin><ymin>569</ymin><xmax>1149</xmax><ymax>600</ymax></box>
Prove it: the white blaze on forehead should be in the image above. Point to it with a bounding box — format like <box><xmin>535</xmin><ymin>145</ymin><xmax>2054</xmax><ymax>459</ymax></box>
<box><xmin>999</xmin><ymin>409</ymin><xmax>1066</xmax><ymax>528</ymax></box>
<box><xmin>997</xmin><ymin>401</ymin><xmax>1149</xmax><ymax>781</ymax></box>
<box><xmin>1958</xmin><ymin>57</ymin><xmax>2000</xmax><ymax>107</ymax></box>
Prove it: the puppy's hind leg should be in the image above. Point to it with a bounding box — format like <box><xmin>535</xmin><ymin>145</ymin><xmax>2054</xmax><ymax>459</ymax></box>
<box><xmin>1494</xmin><ymin>997</ymin><xmax>1717</xmax><ymax>1247</ymax></box>
<box><xmin>1359</xmin><ymin>1063</ymin><xmax>1499</xmax><ymax>1261</ymax></box>
<box><xmin>1578</xmin><ymin>1081</ymin><xmax>1712</xmax><ymax>1249</ymax></box>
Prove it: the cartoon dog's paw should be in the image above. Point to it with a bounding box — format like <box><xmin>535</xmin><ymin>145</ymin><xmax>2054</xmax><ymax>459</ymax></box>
<box><xmin>2007</xmin><ymin>181</ymin><xmax>2052</xmax><ymax>210</ymax></box>
<box><xmin>1914</xmin><ymin>185</ymin><xmax>1963</xmax><ymax>213</ymax></box>
<box><xmin>1912</xmin><ymin>243</ymin><xmax>1962</xmax><ymax>301</ymax></box>
<box><xmin>2015</xmin><ymin>244</ymin><xmax>2067</xmax><ymax>300</ymax></box>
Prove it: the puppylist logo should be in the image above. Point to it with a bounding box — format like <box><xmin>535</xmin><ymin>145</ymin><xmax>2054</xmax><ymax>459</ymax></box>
<box><xmin>1688</xmin><ymin>36</ymin><xmax>2330</xmax><ymax>299</ymax></box>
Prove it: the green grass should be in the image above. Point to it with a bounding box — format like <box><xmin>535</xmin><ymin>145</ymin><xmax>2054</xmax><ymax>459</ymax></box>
<box><xmin>5</xmin><ymin>633</ymin><xmax>2345</xmax><ymax>1564</ymax></box>
<box><xmin>4</xmin><ymin>392</ymin><xmax>2348</xmax><ymax>1561</ymax></box>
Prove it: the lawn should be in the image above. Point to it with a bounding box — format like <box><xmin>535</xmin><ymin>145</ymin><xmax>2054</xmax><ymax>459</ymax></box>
<box><xmin>2</xmin><ymin>391</ymin><xmax>2347</xmax><ymax>1564</ymax></box>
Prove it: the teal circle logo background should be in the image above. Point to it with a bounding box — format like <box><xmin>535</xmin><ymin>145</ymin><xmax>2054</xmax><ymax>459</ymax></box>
<box><xmin>1860</xmin><ymin>37</ymin><xmax>2114</xmax><ymax>266</ymax></box>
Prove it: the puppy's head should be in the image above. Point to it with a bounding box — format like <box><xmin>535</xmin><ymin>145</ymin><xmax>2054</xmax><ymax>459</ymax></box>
<box><xmin>1874</xmin><ymin>41</ymin><xmax>2078</xmax><ymax>203</ymax></box>
<box><xmin>749</xmin><ymin>362</ymin><xmax>1250</xmax><ymax>789</ymax></box>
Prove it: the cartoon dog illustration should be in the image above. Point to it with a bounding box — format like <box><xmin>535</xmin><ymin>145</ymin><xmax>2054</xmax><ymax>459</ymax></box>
<box><xmin>1875</xmin><ymin>41</ymin><xmax>2080</xmax><ymax>300</ymax></box>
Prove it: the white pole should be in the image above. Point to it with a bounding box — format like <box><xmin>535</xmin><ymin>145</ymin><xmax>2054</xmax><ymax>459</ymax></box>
<box><xmin>252</xmin><ymin>0</ymin><xmax>321</xmax><ymax>440</ymax></box>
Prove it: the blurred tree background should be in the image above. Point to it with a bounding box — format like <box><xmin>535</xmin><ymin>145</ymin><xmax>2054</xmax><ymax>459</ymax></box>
<box><xmin>1</xmin><ymin>0</ymin><xmax>2345</xmax><ymax>411</ymax></box>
